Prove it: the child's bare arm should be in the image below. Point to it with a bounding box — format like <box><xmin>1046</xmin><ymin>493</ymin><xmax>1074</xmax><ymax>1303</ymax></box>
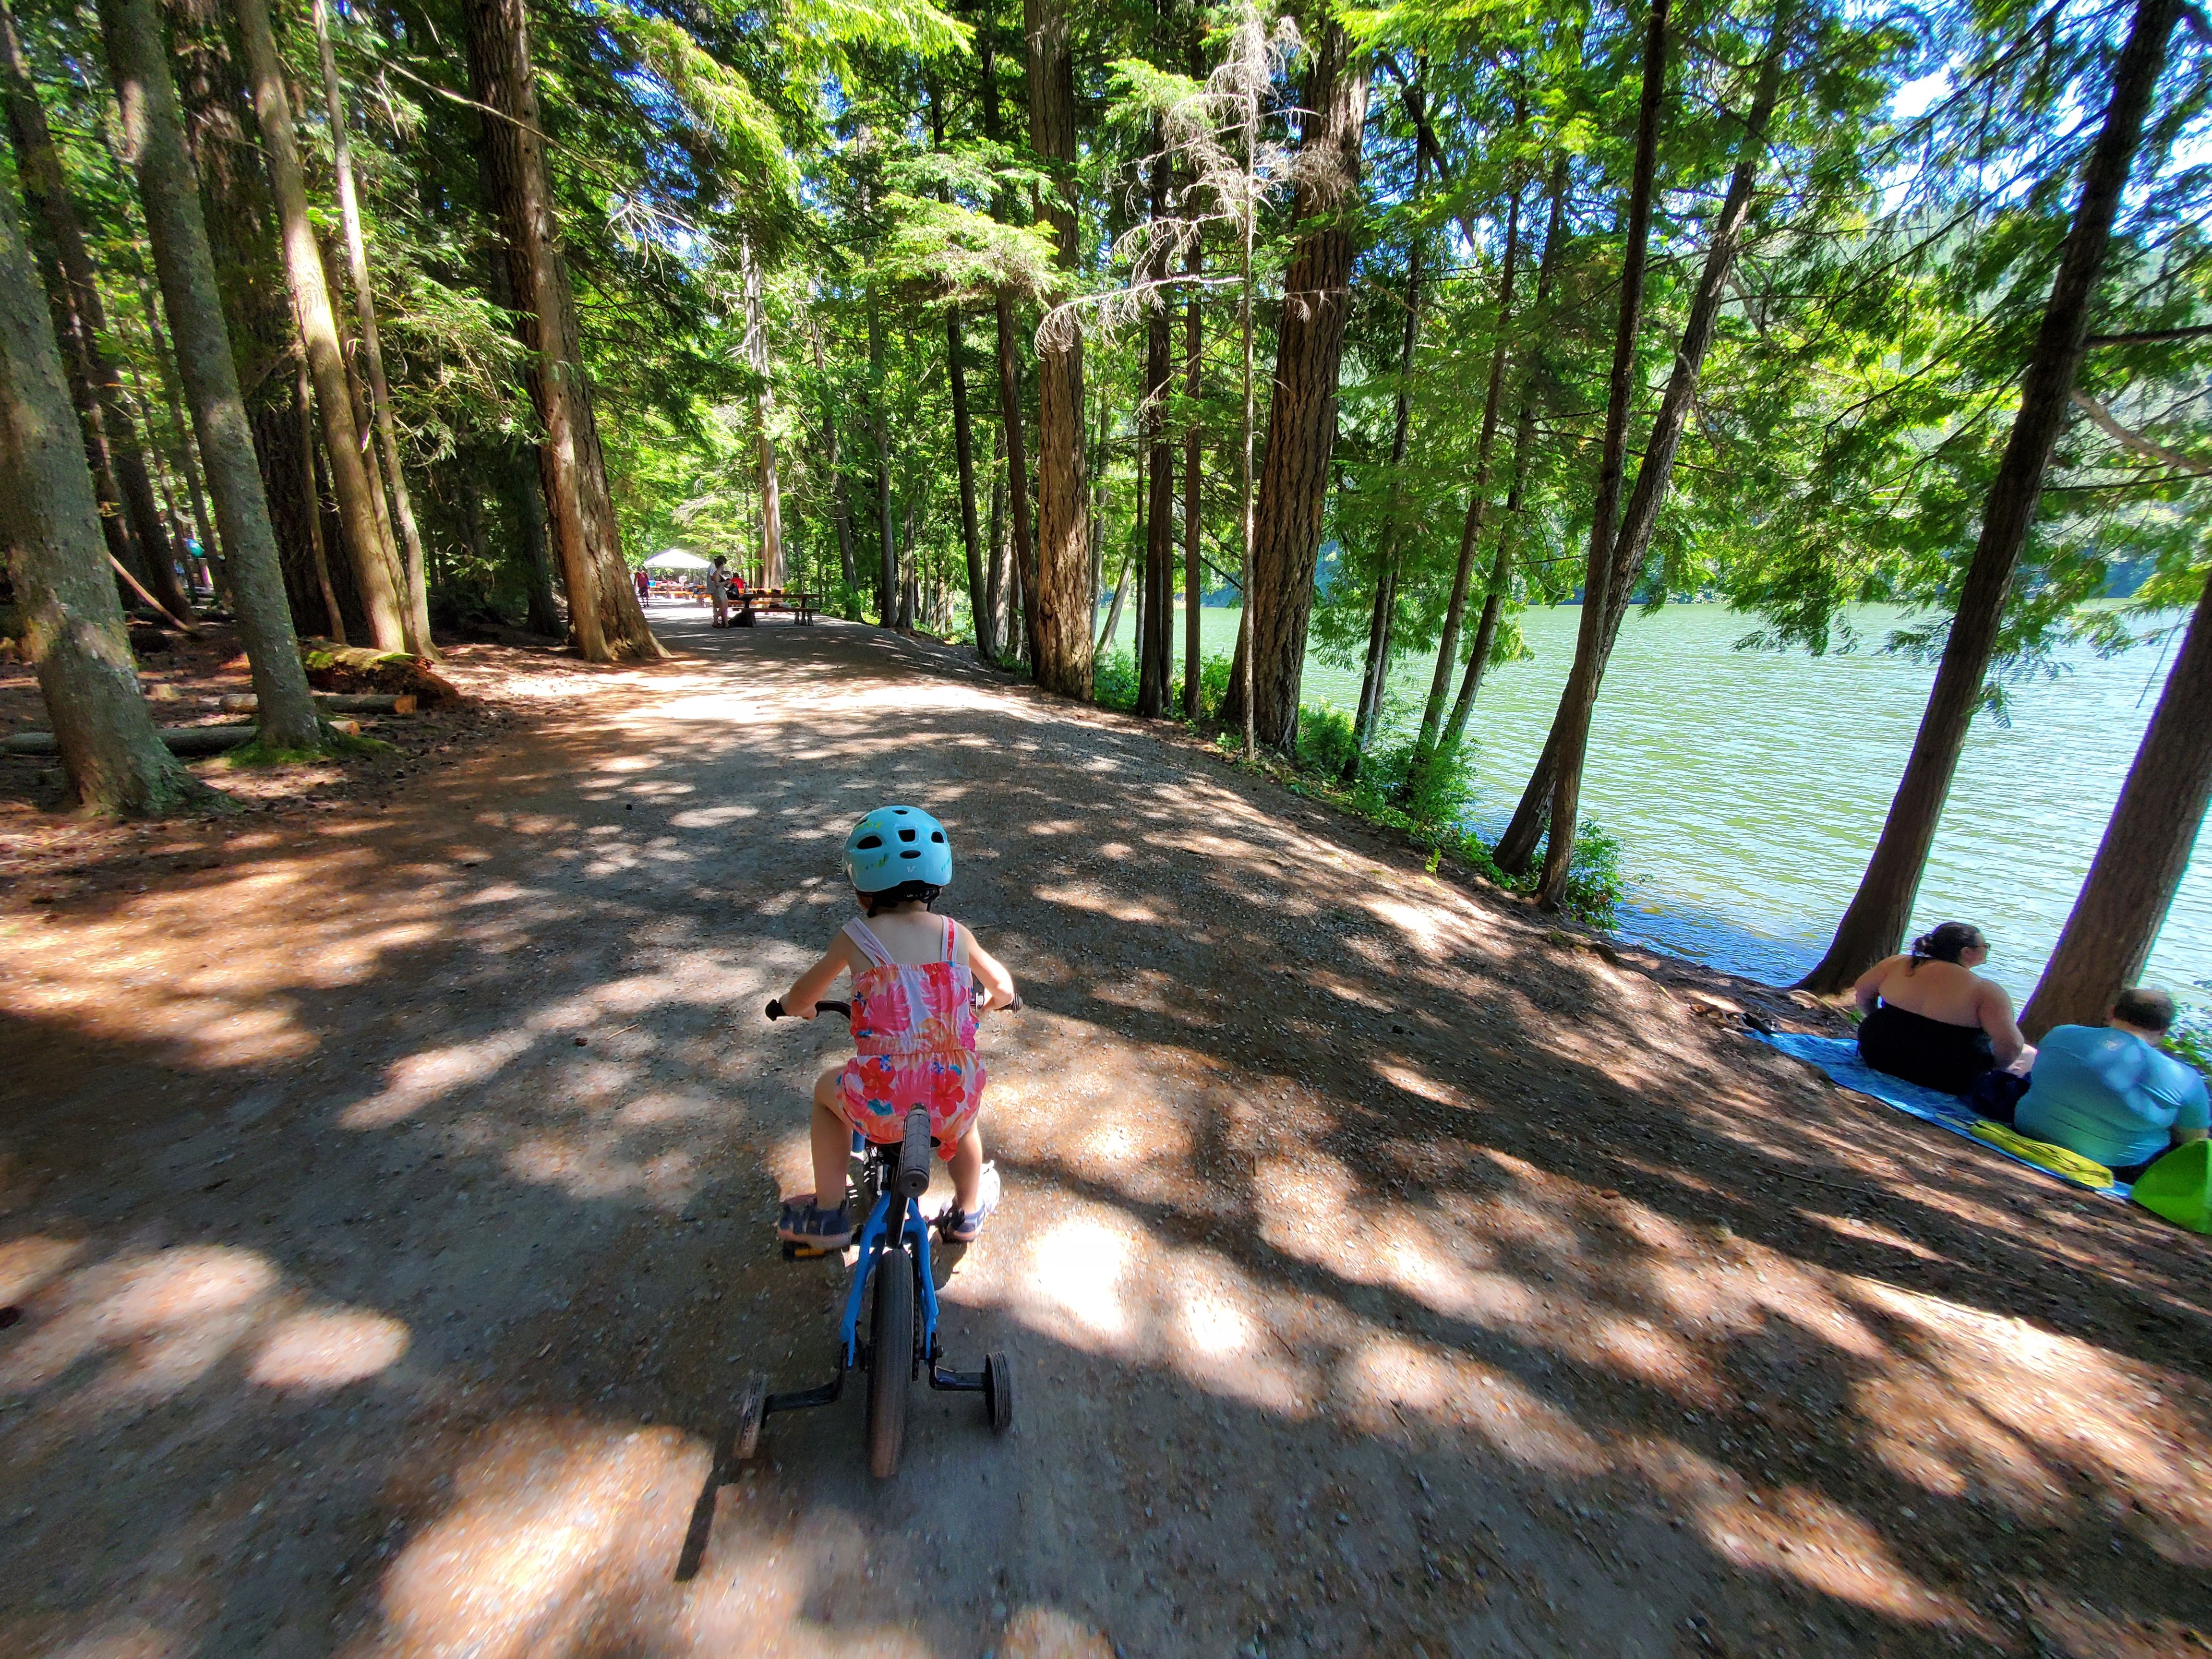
<box><xmin>781</xmin><ymin>934</ymin><xmax>857</xmax><ymax>1019</ymax></box>
<box><xmin>960</xmin><ymin>926</ymin><xmax>1016</xmax><ymax>1011</ymax></box>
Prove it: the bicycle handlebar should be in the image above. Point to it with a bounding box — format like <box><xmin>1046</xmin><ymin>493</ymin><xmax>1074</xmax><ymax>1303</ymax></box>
<box><xmin>764</xmin><ymin>991</ymin><xmax>1022</xmax><ymax>1021</ymax></box>
<box><xmin>765</xmin><ymin>998</ymin><xmax>851</xmax><ymax>1021</ymax></box>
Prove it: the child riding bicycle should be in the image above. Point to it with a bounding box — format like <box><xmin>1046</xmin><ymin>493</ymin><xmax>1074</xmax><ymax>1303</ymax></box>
<box><xmin>774</xmin><ymin>805</ymin><xmax>1016</xmax><ymax>1250</ymax></box>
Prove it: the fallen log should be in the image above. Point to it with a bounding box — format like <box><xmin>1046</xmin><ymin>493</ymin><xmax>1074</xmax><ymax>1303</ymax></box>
<box><xmin>3</xmin><ymin>723</ymin><xmax>258</xmax><ymax>757</ymax></box>
<box><xmin>217</xmin><ymin>692</ymin><xmax>417</xmax><ymax>715</ymax></box>
<box><xmin>297</xmin><ymin>640</ymin><xmax>459</xmax><ymax>703</ymax></box>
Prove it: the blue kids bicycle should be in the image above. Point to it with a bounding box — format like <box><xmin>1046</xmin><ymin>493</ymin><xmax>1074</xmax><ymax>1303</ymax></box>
<box><xmin>739</xmin><ymin>993</ymin><xmax>1014</xmax><ymax>1478</ymax></box>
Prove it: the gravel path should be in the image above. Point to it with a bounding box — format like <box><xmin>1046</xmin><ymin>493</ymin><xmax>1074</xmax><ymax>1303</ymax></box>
<box><xmin>2</xmin><ymin>612</ymin><xmax>2209</xmax><ymax>1657</ymax></box>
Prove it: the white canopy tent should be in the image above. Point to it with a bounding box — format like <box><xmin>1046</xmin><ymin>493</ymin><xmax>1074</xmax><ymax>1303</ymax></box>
<box><xmin>643</xmin><ymin>549</ymin><xmax>711</xmax><ymax>569</ymax></box>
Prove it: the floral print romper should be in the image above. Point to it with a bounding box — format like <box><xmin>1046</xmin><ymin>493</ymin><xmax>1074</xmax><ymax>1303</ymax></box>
<box><xmin>834</xmin><ymin>916</ymin><xmax>985</xmax><ymax>1158</ymax></box>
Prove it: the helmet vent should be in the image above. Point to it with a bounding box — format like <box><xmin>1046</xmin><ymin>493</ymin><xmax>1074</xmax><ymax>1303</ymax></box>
<box><xmin>898</xmin><ymin>828</ymin><xmax>916</xmax><ymax>842</ymax></box>
<box><xmin>900</xmin><ymin>849</ymin><xmax>920</xmax><ymax>858</ymax></box>
<box><xmin>856</xmin><ymin>834</ymin><xmax>883</xmax><ymax>850</ymax></box>
<box><xmin>931</xmin><ymin>831</ymin><xmax>945</xmax><ymax>842</ymax></box>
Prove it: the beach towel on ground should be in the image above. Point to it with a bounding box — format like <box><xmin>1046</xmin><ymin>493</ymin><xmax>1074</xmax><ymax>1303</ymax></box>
<box><xmin>1755</xmin><ymin>1030</ymin><xmax>2132</xmax><ymax>1200</ymax></box>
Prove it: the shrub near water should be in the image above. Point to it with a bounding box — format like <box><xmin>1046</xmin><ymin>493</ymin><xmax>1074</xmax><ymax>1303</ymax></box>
<box><xmin>1091</xmin><ymin>649</ymin><xmax>1626</xmax><ymax>928</ymax></box>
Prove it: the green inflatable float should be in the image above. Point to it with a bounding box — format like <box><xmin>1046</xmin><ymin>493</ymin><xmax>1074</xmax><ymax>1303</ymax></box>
<box><xmin>2130</xmin><ymin>1139</ymin><xmax>2212</xmax><ymax>1234</ymax></box>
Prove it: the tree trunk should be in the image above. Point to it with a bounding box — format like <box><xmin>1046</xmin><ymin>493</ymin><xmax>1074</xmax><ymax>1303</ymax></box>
<box><xmin>158</xmin><ymin>0</ymin><xmax>320</xmax><ymax>629</ymax></box>
<box><xmin>2020</xmin><ymin>566</ymin><xmax>2212</xmax><ymax>1037</ymax></box>
<box><xmin>1343</xmin><ymin>135</ymin><xmax>1431</xmax><ymax>780</ymax></box>
<box><xmin>1183</xmin><ymin>238</ymin><xmax>1202</xmax><ymax>719</ymax></box>
<box><xmin>1026</xmin><ymin>0</ymin><xmax>1090</xmax><ymax>697</ymax></box>
<box><xmin>741</xmin><ymin>235</ymin><xmax>784</xmax><ymax>589</ymax></box>
<box><xmin>1223</xmin><ymin>20</ymin><xmax>1369</xmax><ymax>751</ymax></box>
<box><xmin>1442</xmin><ymin>158</ymin><xmax>1575</xmax><ymax>764</ymax></box>
<box><xmin>0</xmin><ymin>169</ymin><xmax>214</xmax><ymax>811</ymax></box>
<box><xmin>0</xmin><ymin>0</ymin><xmax>191</xmax><ymax>620</ymax></box>
<box><xmin>1494</xmin><ymin>21</ymin><xmax>1671</xmax><ymax>880</ymax></box>
<box><xmin>506</xmin><ymin>439</ymin><xmax>561</xmax><ymax>635</ymax></box>
<box><xmin>1796</xmin><ymin>0</ymin><xmax>2178</xmax><ymax>985</ymax></box>
<box><xmin>101</xmin><ymin>0</ymin><xmax>321</xmax><ymax>750</ymax></box>
<box><xmin>1138</xmin><ymin>132</ymin><xmax>1175</xmax><ymax>717</ymax></box>
<box><xmin>1539</xmin><ymin>0</ymin><xmax>1790</xmax><ymax>906</ymax></box>
<box><xmin>462</xmin><ymin>0</ymin><xmax>660</xmax><ymax>662</ymax></box>
<box><xmin>1098</xmin><ymin>553</ymin><xmax>1130</xmax><ymax>651</ymax></box>
<box><xmin>311</xmin><ymin>0</ymin><xmax>431</xmax><ymax>652</ymax></box>
<box><xmin>867</xmin><ymin>286</ymin><xmax>894</xmax><ymax>624</ymax></box>
<box><xmin>232</xmin><ymin>0</ymin><xmax>409</xmax><ymax>655</ymax></box>
<box><xmin>978</xmin><ymin>24</ymin><xmax>1035</xmax><ymax>668</ymax></box>
<box><xmin>135</xmin><ymin>272</ymin><xmax>219</xmax><ymax>591</ymax></box>
<box><xmin>949</xmin><ymin>308</ymin><xmax>988</xmax><ymax>657</ymax></box>
<box><xmin>986</xmin><ymin>416</ymin><xmax>1006</xmax><ymax>658</ymax></box>
<box><xmin>1408</xmin><ymin>186</ymin><xmax>1521</xmax><ymax>789</ymax></box>
<box><xmin>294</xmin><ymin>353</ymin><xmax>343</xmax><ymax>640</ymax></box>
<box><xmin>809</xmin><ymin>314</ymin><xmax>858</xmax><ymax>602</ymax></box>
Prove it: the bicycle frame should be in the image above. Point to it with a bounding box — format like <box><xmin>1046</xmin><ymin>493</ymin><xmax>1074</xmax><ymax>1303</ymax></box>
<box><xmin>837</xmin><ymin>1132</ymin><xmax>942</xmax><ymax>1372</ymax></box>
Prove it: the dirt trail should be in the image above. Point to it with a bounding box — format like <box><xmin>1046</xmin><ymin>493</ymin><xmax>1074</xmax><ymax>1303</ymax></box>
<box><xmin>3</xmin><ymin>612</ymin><xmax>2210</xmax><ymax>1659</ymax></box>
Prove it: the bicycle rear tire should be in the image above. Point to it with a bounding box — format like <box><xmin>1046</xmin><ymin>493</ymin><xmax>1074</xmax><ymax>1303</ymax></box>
<box><xmin>866</xmin><ymin>1253</ymin><xmax>914</xmax><ymax>1478</ymax></box>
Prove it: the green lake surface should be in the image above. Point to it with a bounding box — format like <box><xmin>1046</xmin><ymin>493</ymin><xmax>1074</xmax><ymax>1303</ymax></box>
<box><xmin>1121</xmin><ymin>602</ymin><xmax>2209</xmax><ymax>1010</ymax></box>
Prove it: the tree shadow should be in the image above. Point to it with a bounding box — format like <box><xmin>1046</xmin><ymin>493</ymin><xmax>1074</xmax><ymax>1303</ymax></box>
<box><xmin>1</xmin><ymin>619</ymin><xmax>2207</xmax><ymax>1658</ymax></box>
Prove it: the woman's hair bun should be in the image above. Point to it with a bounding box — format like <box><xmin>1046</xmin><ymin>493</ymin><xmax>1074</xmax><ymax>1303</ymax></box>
<box><xmin>1909</xmin><ymin>921</ymin><xmax>1985</xmax><ymax>964</ymax></box>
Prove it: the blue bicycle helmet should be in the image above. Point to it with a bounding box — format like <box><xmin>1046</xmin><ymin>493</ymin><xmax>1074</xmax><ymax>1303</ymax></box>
<box><xmin>844</xmin><ymin>805</ymin><xmax>954</xmax><ymax>893</ymax></box>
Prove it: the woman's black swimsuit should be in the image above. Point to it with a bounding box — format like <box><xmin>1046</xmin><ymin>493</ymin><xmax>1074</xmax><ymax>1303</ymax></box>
<box><xmin>1857</xmin><ymin>1001</ymin><xmax>1995</xmax><ymax>1095</ymax></box>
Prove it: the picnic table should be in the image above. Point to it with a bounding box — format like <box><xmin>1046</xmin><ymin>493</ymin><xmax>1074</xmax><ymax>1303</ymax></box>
<box><xmin>734</xmin><ymin>587</ymin><xmax>818</xmax><ymax>625</ymax></box>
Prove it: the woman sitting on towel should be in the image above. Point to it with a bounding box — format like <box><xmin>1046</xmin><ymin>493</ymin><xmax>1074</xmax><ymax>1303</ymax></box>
<box><xmin>1852</xmin><ymin>922</ymin><xmax>2032</xmax><ymax>1098</ymax></box>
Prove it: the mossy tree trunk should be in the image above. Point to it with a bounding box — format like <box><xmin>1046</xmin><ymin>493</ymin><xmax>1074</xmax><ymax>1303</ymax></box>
<box><xmin>230</xmin><ymin>0</ymin><xmax>410</xmax><ymax>655</ymax></box>
<box><xmin>462</xmin><ymin>0</ymin><xmax>661</xmax><ymax>661</ymax></box>
<box><xmin>0</xmin><ymin>163</ymin><xmax>215</xmax><ymax>812</ymax></box>
<box><xmin>99</xmin><ymin>0</ymin><xmax>321</xmax><ymax>750</ymax></box>
<box><xmin>0</xmin><ymin>0</ymin><xmax>188</xmax><ymax>619</ymax></box>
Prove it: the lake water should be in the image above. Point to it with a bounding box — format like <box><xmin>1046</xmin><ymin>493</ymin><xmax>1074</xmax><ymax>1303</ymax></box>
<box><xmin>1134</xmin><ymin>602</ymin><xmax>2209</xmax><ymax>1008</ymax></box>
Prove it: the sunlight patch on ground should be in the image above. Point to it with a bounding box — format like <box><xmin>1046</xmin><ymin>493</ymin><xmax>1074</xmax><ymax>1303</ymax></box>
<box><xmin>1032</xmin><ymin>883</ymin><xmax>1163</xmax><ymax>924</ymax></box>
<box><xmin>649</xmin><ymin>695</ymin><xmax>774</xmax><ymax>723</ymax></box>
<box><xmin>345</xmin><ymin>1031</ymin><xmax>535</xmax><ymax>1129</ymax></box>
<box><xmin>1024</xmin><ymin>1213</ymin><xmax>1141</xmax><ymax>1339</ymax></box>
<box><xmin>250</xmin><ymin>1310</ymin><xmax>410</xmax><ymax>1390</ymax></box>
<box><xmin>1692</xmin><ymin>1486</ymin><xmax>1988</xmax><ymax>1633</ymax></box>
<box><xmin>1</xmin><ymin>1243</ymin><xmax>410</xmax><ymax>1455</ymax></box>
<box><xmin>1372</xmin><ymin>1060</ymin><xmax>1465</xmax><ymax>1108</ymax></box>
<box><xmin>0</xmin><ymin>1232</ymin><xmax>85</xmax><ymax>1306</ymax></box>
<box><xmin>349</xmin><ymin>1420</ymin><xmax>707</xmax><ymax>1659</ymax></box>
<box><xmin>1849</xmin><ymin>1280</ymin><xmax>2212</xmax><ymax>1559</ymax></box>
<box><xmin>1343</xmin><ymin>1336</ymin><xmax>1609</xmax><ymax>1475</ymax></box>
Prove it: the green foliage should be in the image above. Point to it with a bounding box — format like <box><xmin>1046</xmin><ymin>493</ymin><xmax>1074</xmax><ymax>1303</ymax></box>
<box><xmin>1092</xmin><ymin>647</ymin><xmax>1140</xmax><ymax>712</ymax></box>
<box><xmin>2169</xmin><ymin>1011</ymin><xmax>2212</xmax><ymax>1082</ymax></box>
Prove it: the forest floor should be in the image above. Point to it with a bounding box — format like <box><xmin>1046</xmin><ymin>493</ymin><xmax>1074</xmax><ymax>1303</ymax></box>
<box><xmin>2</xmin><ymin>604</ymin><xmax>2210</xmax><ymax>1659</ymax></box>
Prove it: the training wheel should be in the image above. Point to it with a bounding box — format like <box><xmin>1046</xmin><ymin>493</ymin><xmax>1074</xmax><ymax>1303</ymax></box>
<box><xmin>984</xmin><ymin>1351</ymin><xmax>1014</xmax><ymax>1434</ymax></box>
<box><xmin>733</xmin><ymin>1372</ymin><xmax>769</xmax><ymax>1462</ymax></box>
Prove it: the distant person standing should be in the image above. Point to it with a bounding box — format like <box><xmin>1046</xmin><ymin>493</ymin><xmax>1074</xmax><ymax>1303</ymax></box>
<box><xmin>2006</xmin><ymin>988</ymin><xmax>2209</xmax><ymax>1180</ymax></box>
<box><xmin>709</xmin><ymin>555</ymin><xmax>730</xmax><ymax>627</ymax></box>
<box><xmin>635</xmin><ymin>567</ymin><xmax>650</xmax><ymax>607</ymax></box>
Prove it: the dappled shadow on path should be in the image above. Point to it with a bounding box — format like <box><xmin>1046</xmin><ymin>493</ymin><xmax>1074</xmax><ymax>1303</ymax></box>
<box><xmin>1</xmin><ymin>618</ymin><xmax>2208</xmax><ymax>1658</ymax></box>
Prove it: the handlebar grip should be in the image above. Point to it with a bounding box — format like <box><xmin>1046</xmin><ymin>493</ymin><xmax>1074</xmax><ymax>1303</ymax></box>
<box><xmin>896</xmin><ymin>1106</ymin><xmax>932</xmax><ymax>1200</ymax></box>
<box><xmin>765</xmin><ymin>998</ymin><xmax>852</xmax><ymax>1022</ymax></box>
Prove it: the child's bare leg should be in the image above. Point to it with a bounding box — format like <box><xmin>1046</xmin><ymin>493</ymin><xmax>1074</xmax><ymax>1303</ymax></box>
<box><xmin>810</xmin><ymin>1069</ymin><xmax>851</xmax><ymax>1210</ymax></box>
<box><xmin>948</xmin><ymin>1121</ymin><xmax>985</xmax><ymax>1212</ymax></box>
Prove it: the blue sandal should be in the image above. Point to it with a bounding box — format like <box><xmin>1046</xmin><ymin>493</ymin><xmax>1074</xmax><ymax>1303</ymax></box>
<box><xmin>777</xmin><ymin>1195</ymin><xmax>852</xmax><ymax>1249</ymax></box>
<box><xmin>938</xmin><ymin>1164</ymin><xmax>1001</xmax><ymax>1243</ymax></box>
